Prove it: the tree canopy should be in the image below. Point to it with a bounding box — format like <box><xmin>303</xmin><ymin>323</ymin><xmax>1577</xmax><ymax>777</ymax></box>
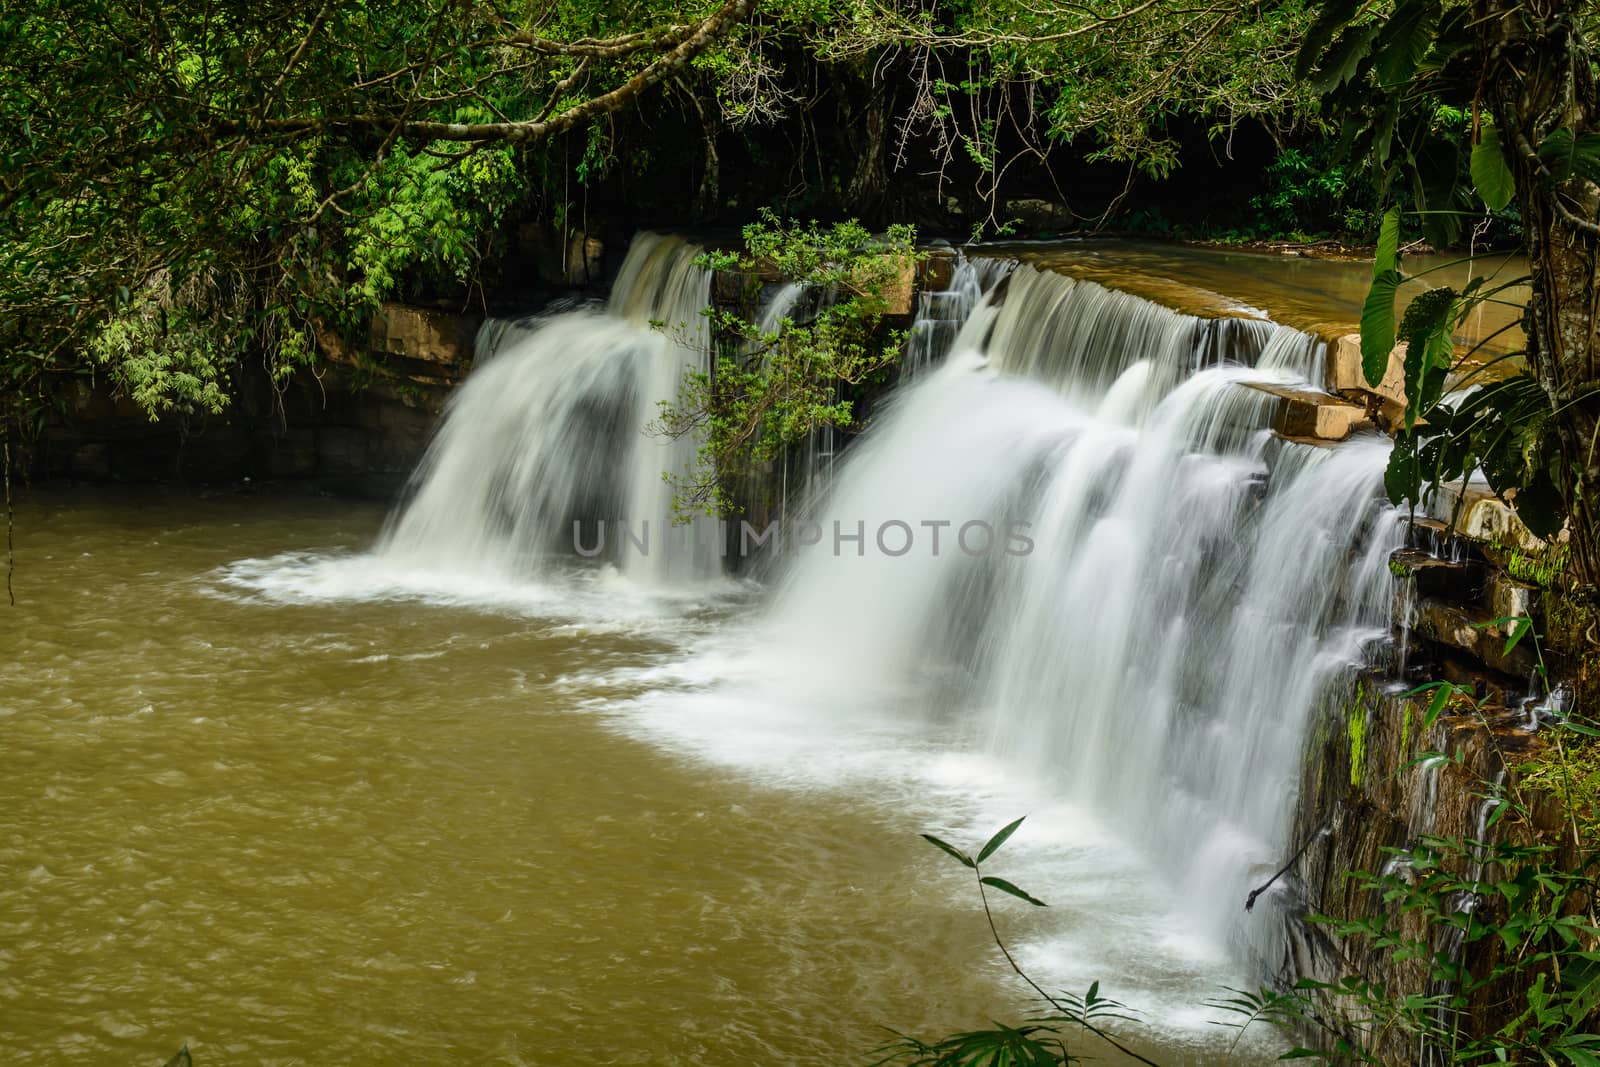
<box><xmin>0</xmin><ymin>0</ymin><xmax>1336</xmax><ymax>432</ymax></box>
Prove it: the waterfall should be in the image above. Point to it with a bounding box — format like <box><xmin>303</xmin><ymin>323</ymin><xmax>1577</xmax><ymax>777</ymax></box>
<box><xmin>751</xmin><ymin>262</ymin><xmax>1402</xmax><ymax>970</ymax></box>
<box><xmin>902</xmin><ymin>254</ymin><xmax>1011</xmax><ymax>380</ymax></box>
<box><xmin>376</xmin><ymin>233</ymin><xmax>721</xmax><ymax>587</ymax></box>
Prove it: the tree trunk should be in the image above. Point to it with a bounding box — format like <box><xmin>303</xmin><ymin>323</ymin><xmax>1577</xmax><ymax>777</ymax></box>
<box><xmin>838</xmin><ymin>67</ymin><xmax>891</xmax><ymax>218</ymax></box>
<box><xmin>1483</xmin><ymin>0</ymin><xmax>1600</xmax><ymax>589</ymax></box>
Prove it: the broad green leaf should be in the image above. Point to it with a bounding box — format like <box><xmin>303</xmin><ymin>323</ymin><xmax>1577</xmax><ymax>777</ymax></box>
<box><xmin>981</xmin><ymin>876</ymin><xmax>1048</xmax><ymax>907</ymax></box>
<box><xmin>1471</xmin><ymin>125</ymin><xmax>1516</xmax><ymax>211</ymax></box>
<box><xmin>1361</xmin><ymin>269</ymin><xmax>1401</xmax><ymax>385</ymax></box>
<box><xmin>1310</xmin><ymin>24</ymin><xmax>1381</xmax><ymax>93</ymax></box>
<box><xmin>1373</xmin><ymin>0</ymin><xmax>1440</xmax><ymax>87</ymax></box>
<box><xmin>1540</xmin><ymin>129</ymin><xmax>1600</xmax><ymax>187</ymax></box>
<box><xmin>1373</xmin><ymin>205</ymin><xmax>1402</xmax><ymax>277</ymax></box>
<box><xmin>921</xmin><ymin>833</ymin><xmax>975</xmax><ymax>869</ymax></box>
<box><xmin>1384</xmin><ymin>435</ymin><xmax>1419</xmax><ymax>506</ymax></box>
<box><xmin>1294</xmin><ymin>0</ymin><xmax>1367</xmax><ymax>78</ymax></box>
<box><xmin>977</xmin><ymin>816</ymin><xmax>1026</xmax><ymax>864</ymax></box>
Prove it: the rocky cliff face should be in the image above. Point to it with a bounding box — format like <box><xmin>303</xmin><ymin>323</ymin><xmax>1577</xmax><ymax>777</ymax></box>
<box><xmin>33</xmin><ymin>301</ymin><xmax>479</xmax><ymax>495</ymax></box>
<box><xmin>1277</xmin><ymin>511</ymin><xmax>1587</xmax><ymax>1059</ymax></box>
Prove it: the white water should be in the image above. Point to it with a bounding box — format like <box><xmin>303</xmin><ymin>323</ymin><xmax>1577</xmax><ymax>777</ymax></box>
<box><xmin>221</xmin><ymin>237</ymin><xmax>1406</xmax><ymax>1053</ymax></box>
<box><xmin>708</xmin><ymin>263</ymin><xmax>1402</xmax><ymax>976</ymax></box>
<box><xmin>378</xmin><ymin>233</ymin><xmax>721</xmax><ymax>589</ymax></box>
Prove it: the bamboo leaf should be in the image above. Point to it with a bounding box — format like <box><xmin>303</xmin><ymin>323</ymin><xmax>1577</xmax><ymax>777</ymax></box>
<box><xmin>921</xmin><ymin>833</ymin><xmax>976</xmax><ymax>869</ymax></box>
<box><xmin>977</xmin><ymin>816</ymin><xmax>1027</xmax><ymax>864</ymax></box>
<box><xmin>981</xmin><ymin>876</ymin><xmax>1048</xmax><ymax>907</ymax></box>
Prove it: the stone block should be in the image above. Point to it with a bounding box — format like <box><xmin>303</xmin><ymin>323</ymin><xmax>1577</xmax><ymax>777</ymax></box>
<box><xmin>1487</xmin><ymin>574</ymin><xmax>1538</xmax><ymax>637</ymax></box>
<box><xmin>1411</xmin><ymin>596</ymin><xmax>1538</xmax><ymax>676</ymax></box>
<box><xmin>1244</xmin><ymin>381</ymin><xmax>1374</xmax><ymax>441</ymax></box>
<box><xmin>1328</xmin><ymin>333</ymin><xmax>1406</xmax><ymax>406</ymax></box>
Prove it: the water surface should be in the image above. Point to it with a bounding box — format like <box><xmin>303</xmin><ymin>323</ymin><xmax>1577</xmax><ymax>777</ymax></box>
<box><xmin>1</xmin><ymin>487</ymin><xmax>1268</xmax><ymax>1065</ymax></box>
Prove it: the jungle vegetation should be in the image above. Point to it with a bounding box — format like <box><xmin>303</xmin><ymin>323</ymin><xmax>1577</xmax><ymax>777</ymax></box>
<box><xmin>4</xmin><ymin>0</ymin><xmax>1593</xmax><ymax>581</ymax></box>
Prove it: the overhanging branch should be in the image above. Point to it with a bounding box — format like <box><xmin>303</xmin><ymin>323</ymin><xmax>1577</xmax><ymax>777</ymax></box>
<box><xmin>245</xmin><ymin>0</ymin><xmax>756</xmax><ymax>144</ymax></box>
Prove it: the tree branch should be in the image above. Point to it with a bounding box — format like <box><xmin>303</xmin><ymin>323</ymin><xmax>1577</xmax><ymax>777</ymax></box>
<box><xmin>246</xmin><ymin>0</ymin><xmax>756</xmax><ymax>144</ymax></box>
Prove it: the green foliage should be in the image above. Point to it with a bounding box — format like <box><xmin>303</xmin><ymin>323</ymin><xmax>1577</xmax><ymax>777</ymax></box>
<box><xmin>1470</xmin><ymin>124</ymin><xmax>1516</xmax><ymax>213</ymax></box>
<box><xmin>1218</xmin><ymin>635</ymin><xmax>1600</xmax><ymax>1064</ymax></box>
<box><xmin>0</xmin><ymin>0</ymin><xmax>741</xmax><ymax>431</ymax></box>
<box><xmin>878</xmin><ymin>819</ymin><xmax>1160</xmax><ymax>1067</ymax></box>
<box><xmin>655</xmin><ymin>213</ymin><xmax>917</xmax><ymax>517</ymax></box>
<box><xmin>1247</xmin><ymin>146</ymin><xmax>1381</xmax><ymax>241</ymax></box>
<box><xmin>1360</xmin><ymin>206</ymin><xmax>1402</xmax><ymax>386</ymax></box>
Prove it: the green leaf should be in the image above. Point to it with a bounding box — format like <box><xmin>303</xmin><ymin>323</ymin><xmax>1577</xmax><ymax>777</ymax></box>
<box><xmin>1385</xmin><ymin>434</ymin><xmax>1420</xmax><ymax>505</ymax></box>
<box><xmin>1425</xmin><ymin>682</ymin><xmax>1453</xmax><ymax>729</ymax></box>
<box><xmin>1503</xmin><ymin>615</ymin><xmax>1533</xmax><ymax>655</ymax></box>
<box><xmin>1540</xmin><ymin>129</ymin><xmax>1600</xmax><ymax>187</ymax></box>
<box><xmin>1295</xmin><ymin>0</ymin><xmax>1367</xmax><ymax>78</ymax></box>
<box><xmin>977</xmin><ymin>816</ymin><xmax>1026</xmax><ymax>864</ymax></box>
<box><xmin>1373</xmin><ymin>0</ymin><xmax>1440</xmax><ymax>87</ymax></box>
<box><xmin>1374</xmin><ymin>205</ymin><xmax>1402</xmax><ymax>277</ymax></box>
<box><xmin>1309</xmin><ymin>24</ymin><xmax>1381</xmax><ymax>93</ymax></box>
<box><xmin>921</xmin><ymin>833</ymin><xmax>975</xmax><ymax>869</ymax></box>
<box><xmin>981</xmin><ymin>876</ymin><xmax>1049</xmax><ymax>907</ymax></box>
<box><xmin>1472</xmin><ymin>125</ymin><xmax>1517</xmax><ymax>212</ymax></box>
<box><xmin>1362</xmin><ymin>270</ymin><xmax>1401</xmax><ymax>385</ymax></box>
<box><xmin>1397</xmin><ymin>286</ymin><xmax>1457</xmax><ymax>427</ymax></box>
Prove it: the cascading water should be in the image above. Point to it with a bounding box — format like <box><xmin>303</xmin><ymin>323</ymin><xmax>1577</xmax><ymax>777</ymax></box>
<box><xmin>740</xmin><ymin>259</ymin><xmax>1402</xmax><ymax>974</ymax></box>
<box><xmin>376</xmin><ymin>233</ymin><xmax>721</xmax><ymax>588</ymax></box>
<box><xmin>223</xmin><ymin>235</ymin><xmax>1406</xmax><ymax>1040</ymax></box>
<box><xmin>902</xmin><ymin>253</ymin><xmax>1011</xmax><ymax>380</ymax></box>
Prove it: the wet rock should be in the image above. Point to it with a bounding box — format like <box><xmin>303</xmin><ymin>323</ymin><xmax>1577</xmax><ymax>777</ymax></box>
<box><xmin>1410</xmin><ymin>596</ymin><xmax>1538</xmax><ymax>676</ymax></box>
<box><xmin>1388</xmin><ymin>547</ymin><xmax>1486</xmax><ymax>601</ymax></box>
<box><xmin>917</xmin><ymin>249</ymin><xmax>957</xmax><ymax>293</ymax></box>
<box><xmin>1487</xmin><ymin>574</ymin><xmax>1538</xmax><ymax>637</ymax></box>
<box><xmin>518</xmin><ymin>224</ymin><xmax>605</xmax><ymax>287</ymax></box>
<box><xmin>1429</xmin><ymin>483</ymin><xmax>1549</xmax><ymax>552</ymax></box>
<box><xmin>1288</xmin><ymin>670</ymin><xmax>1528</xmax><ymax>1061</ymax></box>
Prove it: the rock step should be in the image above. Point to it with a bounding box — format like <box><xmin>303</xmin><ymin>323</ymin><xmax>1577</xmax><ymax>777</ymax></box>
<box><xmin>1237</xmin><ymin>381</ymin><xmax>1374</xmax><ymax>441</ymax></box>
